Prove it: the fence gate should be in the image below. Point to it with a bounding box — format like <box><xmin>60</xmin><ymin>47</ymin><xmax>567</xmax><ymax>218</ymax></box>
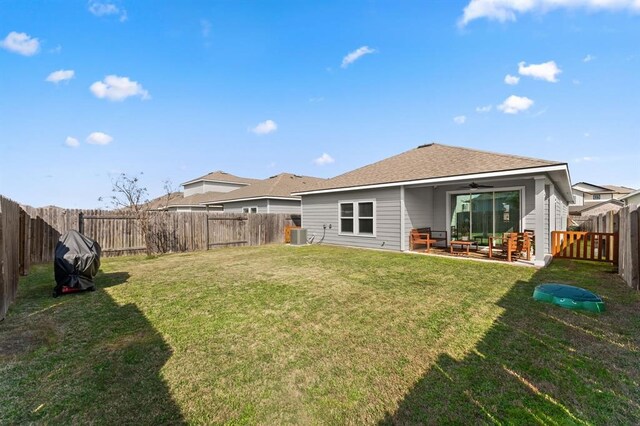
<box><xmin>206</xmin><ymin>216</ymin><xmax>248</xmax><ymax>249</ymax></box>
<box><xmin>79</xmin><ymin>212</ymin><xmax>147</xmax><ymax>256</ymax></box>
<box><xmin>551</xmin><ymin>231</ymin><xmax>618</xmax><ymax>263</ymax></box>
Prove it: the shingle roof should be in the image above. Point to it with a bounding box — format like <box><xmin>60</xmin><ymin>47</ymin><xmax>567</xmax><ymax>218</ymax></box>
<box><xmin>569</xmin><ymin>199</ymin><xmax>624</xmax><ymax>215</ymax></box>
<box><xmin>145</xmin><ymin>192</ymin><xmax>183</xmax><ymax>210</ymax></box>
<box><xmin>601</xmin><ymin>185</ymin><xmax>635</xmax><ymax>194</ymax></box>
<box><xmin>181</xmin><ymin>170</ymin><xmax>260</xmax><ymax>186</ymax></box>
<box><xmin>166</xmin><ymin>191</ymin><xmax>228</xmax><ymax>207</ymax></box>
<box><xmin>298</xmin><ymin>143</ymin><xmax>564</xmax><ymax>192</ymax></box>
<box><xmin>205</xmin><ymin>173</ymin><xmax>325</xmax><ymax>204</ymax></box>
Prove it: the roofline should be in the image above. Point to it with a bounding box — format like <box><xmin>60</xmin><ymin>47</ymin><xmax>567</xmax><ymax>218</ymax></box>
<box><xmin>165</xmin><ymin>204</ymin><xmax>213</xmax><ymax>208</ymax></box>
<box><xmin>570</xmin><ymin>199</ymin><xmax>624</xmax><ymax>214</ymax></box>
<box><xmin>180</xmin><ymin>178</ymin><xmax>254</xmax><ymax>186</ymax></box>
<box><xmin>572</xmin><ymin>182</ymin><xmax>612</xmax><ymax>192</ymax></box>
<box><xmin>293</xmin><ymin>164</ymin><xmax>569</xmax><ymax>196</ymax></box>
<box><xmin>202</xmin><ymin>196</ymin><xmax>300</xmax><ymax>205</ymax></box>
<box><xmin>619</xmin><ymin>189</ymin><xmax>640</xmax><ymax>201</ymax></box>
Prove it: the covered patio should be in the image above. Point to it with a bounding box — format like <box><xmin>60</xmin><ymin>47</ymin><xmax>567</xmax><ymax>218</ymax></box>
<box><xmin>401</xmin><ymin>173</ymin><xmax>568</xmax><ymax>266</ymax></box>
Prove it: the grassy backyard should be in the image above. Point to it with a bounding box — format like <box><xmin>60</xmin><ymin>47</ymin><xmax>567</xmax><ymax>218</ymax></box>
<box><xmin>1</xmin><ymin>245</ymin><xmax>639</xmax><ymax>424</ymax></box>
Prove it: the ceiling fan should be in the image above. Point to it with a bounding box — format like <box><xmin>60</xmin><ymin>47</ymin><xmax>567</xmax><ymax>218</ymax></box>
<box><xmin>458</xmin><ymin>182</ymin><xmax>494</xmax><ymax>190</ymax></box>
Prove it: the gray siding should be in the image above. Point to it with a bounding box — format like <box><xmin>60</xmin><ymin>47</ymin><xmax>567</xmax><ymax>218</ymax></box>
<box><xmin>404</xmin><ymin>187</ymin><xmax>434</xmax><ymax>243</ymax></box>
<box><xmin>267</xmin><ymin>199</ymin><xmax>301</xmax><ymax>214</ymax></box>
<box><xmin>223</xmin><ymin>199</ymin><xmax>268</xmax><ymax>213</ymax></box>
<box><xmin>184</xmin><ymin>181</ymin><xmax>247</xmax><ymax>196</ymax></box>
<box><xmin>302</xmin><ymin>187</ymin><xmax>402</xmax><ymax>251</ymax></box>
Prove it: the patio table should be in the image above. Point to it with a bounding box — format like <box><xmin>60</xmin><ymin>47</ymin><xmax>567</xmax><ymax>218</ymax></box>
<box><xmin>449</xmin><ymin>240</ymin><xmax>479</xmax><ymax>256</ymax></box>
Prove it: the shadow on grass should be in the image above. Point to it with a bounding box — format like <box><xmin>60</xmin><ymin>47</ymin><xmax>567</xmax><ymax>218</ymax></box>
<box><xmin>0</xmin><ymin>264</ymin><xmax>184</xmax><ymax>424</ymax></box>
<box><xmin>380</xmin><ymin>260</ymin><xmax>640</xmax><ymax>425</ymax></box>
<box><xmin>96</xmin><ymin>270</ymin><xmax>131</xmax><ymax>288</ymax></box>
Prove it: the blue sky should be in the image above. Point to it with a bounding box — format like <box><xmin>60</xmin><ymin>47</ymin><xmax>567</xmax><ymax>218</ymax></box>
<box><xmin>1</xmin><ymin>0</ymin><xmax>639</xmax><ymax>208</ymax></box>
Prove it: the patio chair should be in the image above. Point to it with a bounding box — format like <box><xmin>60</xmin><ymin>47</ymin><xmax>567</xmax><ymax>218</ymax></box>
<box><xmin>488</xmin><ymin>233</ymin><xmax>519</xmax><ymax>262</ymax></box>
<box><xmin>417</xmin><ymin>227</ymin><xmax>448</xmax><ymax>248</ymax></box>
<box><xmin>517</xmin><ymin>232</ymin><xmax>532</xmax><ymax>261</ymax></box>
<box><xmin>410</xmin><ymin>228</ymin><xmax>437</xmax><ymax>253</ymax></box>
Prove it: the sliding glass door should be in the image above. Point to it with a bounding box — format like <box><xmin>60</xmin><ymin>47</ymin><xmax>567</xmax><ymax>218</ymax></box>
<box><xmin>450</xmin><ymin>190</ymin><xmax>521</xmax><ymax>244</ymax></box>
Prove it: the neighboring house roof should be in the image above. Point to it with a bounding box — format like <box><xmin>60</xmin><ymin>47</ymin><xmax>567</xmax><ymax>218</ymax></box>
<box><xmin>601</xmin><ymin>185</ymin><xmax>635</xmax><ymax>194</ymax></box>
<box><xmin>619</xmin><ymin>189</ymin><xmax>640</xmax><ymax>202</ymax></box>
<box><xmin>572</xmin><ymin>182</ymin><xmax>612</xmax><ymax>192</ymax></box>
<box><xmin>145</xmin><ymin>192</ymin><xmax>183</xmax><ymax>210</ymax></box>
<box><xmin>203</xmin><ymin>173</ymin><xmax>326</xmax><ymax>204</ymax></box>
<box><xmin>569</xmin><ymin>199</ymin><xmax>623</xmax><ymax>215</ymax></box>
<box><xmin>181</xmin><ymin>170</ymin><xmax>259</xmax><ymax>186</ymax></box>
<box><xmin>295</xmin><ymin>143</ymin><xmax>566</xmax><ymax>194</ymax></box>
<box><xmin>165</xmin><ymin>191</ymin><xmax>227</xmax><ymax>208</ymax></box>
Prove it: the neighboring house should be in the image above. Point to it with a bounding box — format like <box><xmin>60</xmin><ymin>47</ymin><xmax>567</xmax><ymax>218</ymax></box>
<box><xmin>149</xmin><ymin>171</ymin><xmax>260</xmax><ymax>212</ymax></box>
<box><xmin>571</xmin><ymin>182</ymin><xmax>635</xmax><ymax>207</ymax></box>
<box><xmin>294</xmin><ymin>143</ymin><xmax>573</xmax><ymax>266</ymax></box>
<box><xmin>203</xmin><ymin>173</ymin><xmax>325</xmax><ymax>214</ymax></box>
<box><xmin>619</xmin><ymin>189</ymin><xmax>640</xmax><ymax>207</ymax></box>
<box><xmin>569</xmin><ymin>199</ymin><xmax>624</xmax><ymax>225</ymax></box>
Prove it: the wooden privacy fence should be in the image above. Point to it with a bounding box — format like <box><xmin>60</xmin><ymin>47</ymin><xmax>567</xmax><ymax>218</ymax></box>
<box><xmin>563</xmin><ymin>204</ymin><xmax>640</xmax><ymax>291</ymax></box>
<box><xmin>617</xmin><ymin>205</ymin><xmax>639</xmax><ymax>291</ymax></box>
<box><xmin>1</xmin><ymin>196</ymin><xmax>22</xmax><ymax>320</ymax></box>
<box><xmin>551</xmin><ymin>231</ymin><xmax>618</xmax><ymax>263</ymax></box>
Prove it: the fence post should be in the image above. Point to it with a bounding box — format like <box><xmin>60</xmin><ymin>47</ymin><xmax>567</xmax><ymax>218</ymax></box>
<box><xmin>78</xmin><ymin>212</ymin><xmax>84</xmax><ymax>234</ymax></box>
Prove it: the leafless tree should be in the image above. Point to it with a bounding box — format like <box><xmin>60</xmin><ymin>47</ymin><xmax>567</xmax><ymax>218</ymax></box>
<box><xmin>99</xmin><ymin>172</ymin><xmax>149</xmax><ymax>212</ymax></box>
<box><xmin>99</xmin><ymin>172</ymin><xmax>153</xmax><ymax>255</ymax></box>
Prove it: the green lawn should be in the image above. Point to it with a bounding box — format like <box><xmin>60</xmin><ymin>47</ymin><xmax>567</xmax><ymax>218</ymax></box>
<box><xmin>1</xmin><ymin>245</ymin><xmax>639</xmax><ymax>424</ymax></box>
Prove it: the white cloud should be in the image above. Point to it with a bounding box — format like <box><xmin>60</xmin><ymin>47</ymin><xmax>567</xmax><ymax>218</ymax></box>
<box><xmin>498</xmin><ymin>95</ymin><xmax>534</xmax><ymax>114</ymax></box>
<box><xmin>86</xmin><ymin>132</ymin><xmax>113</xmax><ymax>145</ymax></box>
<box><xmin>49</xmin><ymin>44</ymin><xmax>62</xmax><ymax>54</ymax></box>
<box><xmin>476</xmin><ymin>105</ymin><xmax>492</xmax><ymax>113</ymax></box>
<box><xmin>89</xmin><ymin>2</ymin><xmax>128</xmax><ymax>22</ymax></box>
<box><xmin>65</xmin><ymin>136</ymin><xmax>79</xmax><ymax>148</ymax></box>
<box><xmin>583</xmin><ymin>54</ymin><xmax>596</xmax><ymax>62</ymax></box>
<box><xmin>584</xmin><ymin>132</ymin><xmax>590</xmax><ymax>137</ymax></box>
<box><xmin>313</xmin><ymin>153</ymin><xmax>335</xmax><ymax>166</ymax></box>
<box><xmin>453</xmin><ymin>115</ymin><xmax>467</xmax><ymax>124</ymax></box>
<box><xmin>341</xmin><ymin>46</ymin><xmax>376</xmax><ymax>68</ymax></box>
<box><xmin>518</xmin><ymin>61</ymin><xmax>561</xmax><ymax>82</ymax></box>
<box><xmin>201</xmin><ymin>19</ymin><xmax>212</xmax><ymax>38</ymax></box>
<box><xmin>459</xmin><ymin>0</ymin><xmax>640</xmax><ymax>27</ymax></box>
<box><xmin>574</xmin><ymin>156</ymin><xmax>599</xmax><ymax>163</ymax></box>
<box><xmin>504</xmin><ymin>74</ymin><xmax>520</xmax><ymax>85</ymax></box>
<box><xmin>90</xmin><ymin>75</ymin><xmax>150</xmax><ymax>101</ymax></box>
<box><xmin>1</xmin><ymin>31</ymin><xmax>40</xmax><ymax>56</ymax></box>
<box><xmin>46</xmin><ymin>69</ymin><xmax>75</xmax><ymax>84</ymax></box>
<box><xmin>251</xmin><ymin>119</ymin><xmax>278</xmax><ymax>135</ymax></box>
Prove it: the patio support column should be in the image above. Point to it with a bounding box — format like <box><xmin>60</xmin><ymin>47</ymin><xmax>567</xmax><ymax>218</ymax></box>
<box><xmin>534</xmin><ymin>176</ymin><xmax>546</xmax><ymax>264</ymax></box>
<box><xmin>400</xmin><ymin>186</ymin><xmax>407</xmax><ymax>251</ymax></box>
<box><xmin>549</xmin><ymin>184</ymin><xmax>556</xmax><ymax>233</ymax></box>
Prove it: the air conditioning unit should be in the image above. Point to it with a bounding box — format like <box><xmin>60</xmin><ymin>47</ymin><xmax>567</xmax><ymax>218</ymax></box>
<box><xmin>290</xmin><ymin>228</ymin><xmax>307</xmax><ymax>245</ymax></box>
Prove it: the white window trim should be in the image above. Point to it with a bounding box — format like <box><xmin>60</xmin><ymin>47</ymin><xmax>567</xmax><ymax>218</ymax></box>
<box><xmin>445</xmin><ymin>186</ymin><xmax>526</xmax><ymax>239</ymax></box>
<box><xmin>338</xmin><ymin>199</ymin><xmax>377</xmax><ymax>237</ymax></box>
<box><xmin>242</xmin><ymin>206</ymin><xmax>259</xmax><ymax>214</ymax></box>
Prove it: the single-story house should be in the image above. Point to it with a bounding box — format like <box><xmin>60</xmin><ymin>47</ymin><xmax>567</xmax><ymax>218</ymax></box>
<box><xmin>294</xmin><ymin>143</ymin><xmax>573</xmax><ymax>266</ymax></box>
<box><xmin>203</xmin><ymin>173</ymin><xmax>325</xmax><ymax>214</ymax></box>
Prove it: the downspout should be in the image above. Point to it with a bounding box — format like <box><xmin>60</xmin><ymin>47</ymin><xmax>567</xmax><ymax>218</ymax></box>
<box><xmin>400</xmin><ymin>186</ymin><xmax>406</xmax><ymax>251</ymax></box>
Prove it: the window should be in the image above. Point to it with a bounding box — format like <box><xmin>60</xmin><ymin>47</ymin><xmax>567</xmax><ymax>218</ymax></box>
<box><xmin>450</xmin><ymin>190</ymin><xmax>521</xmax><ymax>243</ymax></box>
<box><xmin>339</xmin><ymin>200</ymin><xmax>375</xmax><ymax>236</ymax></box>
<box><xmin>592</xmin><ymin>194</ymin><xmax>601</xmax><ymax>200</ymax></box>
<box><xmin>242</xmin><ymin>207</ymin><xmax>258</xmax><ymax>213</ymax></box>
<box><xmin>358</xmin><ymin>202</ymin><xmax>374</xmax><ymax>234</ymax></box>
